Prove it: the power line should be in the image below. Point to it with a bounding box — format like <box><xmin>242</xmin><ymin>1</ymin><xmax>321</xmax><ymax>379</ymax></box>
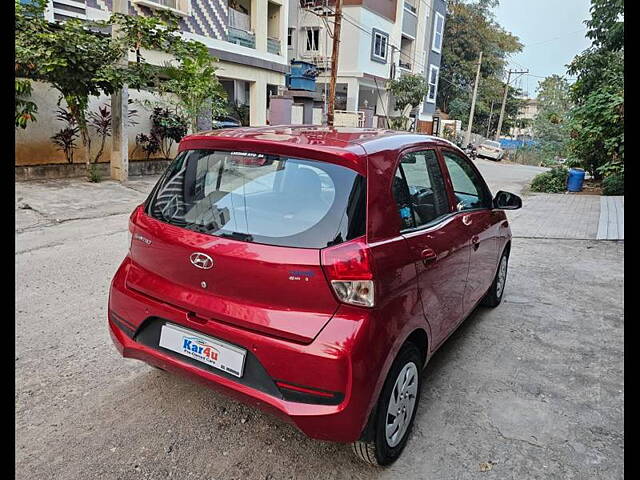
<box><xmin>523</xmin><ymin>28</ymin><xmax>588</xmax><ymax>47</ymax></box>
<box><xmin>329</xmin><ymin>7</ymin><xmax>471</xmax><ymax>93</ymax></box>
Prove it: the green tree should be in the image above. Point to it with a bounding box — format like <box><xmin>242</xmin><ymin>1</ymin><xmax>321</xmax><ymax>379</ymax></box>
<box><xmin>387</xmin><ymin>74</ymin><xmax>430</xmax><ymax>112</ymax></box>
<box><xmin>584</xmin><ymin>0</ymin><xmax>624</xmax><ymax>51</ymax></box>
<box><xmin>438</xmin><ymin>0</ymin><xmax>523</xmax><ymax>127</ymax></box>
<box><xmin>159</xmin><ymin>42</ymin><xmax>228</xmax><ymax>133</ymax></box>
<box><xmin>386</xmin><ymin>74</ymin><xmax>430</xmax><ymax>131</ymax></box>
<box><xmin>15</xmin><ymin>79</ymin><xmax>38</xmax><ymax>129</ymax></box>
<box><xmin>17</xmin><ymin>0</ymin><xmax>123</xmax><ymax>164</ymax></box>
<box><xmin>566</xmin><ymin>0</ymin><xmax>623</xmax><ymax>179</ymax></box>
<box><xmin>533</xmin><ymin>75</ymin><xmax>572</xmax><ymax>157</ymax></box>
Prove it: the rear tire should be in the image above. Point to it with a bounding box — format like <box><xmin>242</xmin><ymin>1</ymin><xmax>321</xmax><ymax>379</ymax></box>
<box><xmin>351</xmin><ymin>343</ymin><xmax>423</xmax><ymax>466</ymax></box>
<box><xmin>482</xmin><ymin>249</ymin><xmax>509</xmax><ymax>307</ymax></box>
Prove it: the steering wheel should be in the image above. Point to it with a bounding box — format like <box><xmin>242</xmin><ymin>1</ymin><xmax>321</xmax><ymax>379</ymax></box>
<box><xmin>409</xmin><ymin>186</ymin><xmax>433</xmax><ymax>204</ymax></box>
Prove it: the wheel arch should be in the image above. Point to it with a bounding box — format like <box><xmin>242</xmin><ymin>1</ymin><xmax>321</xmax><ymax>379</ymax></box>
<box><xmin>359</xmin><ymin>327</ymin><xmax>429</xmax><ymax>442</ymax></box>
<box><xmin>405</xmin><ymin>328</ymin><xmax>429</xmax><ymax>367</ymax></box>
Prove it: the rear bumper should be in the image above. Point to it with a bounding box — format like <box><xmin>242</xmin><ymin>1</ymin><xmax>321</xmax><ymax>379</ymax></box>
<box><xmin>108</xmin><ymin>257</ymin><xmax>376</xmax><ymax>442</ymax></box>
<box><xmin>478</xmin><ymin>150</ymin><xmax>503</xmax><ymax>160</ymax></box>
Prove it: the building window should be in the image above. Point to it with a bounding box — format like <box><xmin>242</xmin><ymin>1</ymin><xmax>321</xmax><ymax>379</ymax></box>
<box><xmin>371</xmin><ymin>29</ymin><xmax>388</xmax><ymax>63</ymax></box>
<box><xmin>432</xmin><ymin>12</ymin><xmax>444</xmax><ymax>53</ymax></box>
<box><xmin>404</xmin><ymin>0</ymin><xmax>417</xmax><ymax>15</ymax></box>
<box><xmin>288</xmin><ymin>28</ymin><xmax>294</xmax><ymax>47</ymax></box>
<box><xmin>305</xmin><ymin>27</ymin><xmax>320</xmax><ymax>52</ymax></box>
<box><xmin>427</xmin><ymin>64</ymin><xmax>439</xmax><ymax>103</ymax></box>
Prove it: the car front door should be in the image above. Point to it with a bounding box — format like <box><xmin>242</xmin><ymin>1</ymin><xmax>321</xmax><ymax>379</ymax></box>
<box><xmin>440</xmin><ymin>148</ymin><xmax>500</xmax><ymax>315</ymax></box>
<box><xmin>392</xmin><ymin>148</ymin><xmax>470</xmax><ymax>349</ymax></box>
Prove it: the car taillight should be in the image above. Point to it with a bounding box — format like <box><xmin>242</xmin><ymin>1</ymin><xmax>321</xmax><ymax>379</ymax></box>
<box><xmin>127</xmin><ymin>205</ymin><xmax>142</xmax><ymax>252</ymax></box>
<box><xmin>127</xmin><ymin>227</ymin><xmax>133</xmax><ymax>252</ymax></box>
<box><xmin>321</xmin><ymin>240</ymin><xmax>375</xmax><ymax>307</ymax></box>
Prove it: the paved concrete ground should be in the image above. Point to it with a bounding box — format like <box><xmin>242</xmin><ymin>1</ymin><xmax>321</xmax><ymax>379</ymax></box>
<box><xmin>475</xmin><ymin>159</ymin><xmax>624</xmax><ymax>241</ymax></box>
<box><xmin>597</xmin><ymin>197</ymin><xmax>625</xmax><ymax>240</ymax></box>
<box><xmin>16</xmin><ymin>162</ymin><xmax>624</xmax><ymax>479</ymax></box>
<box><xmin>506</xmin><ymin>194</ymin><xmax>601</xmax><ymax>240</ymax></box>
<box><xmin>474</xmin><ymin>159</ymin><xmax>548</xmax><ymax>197</ymax></box>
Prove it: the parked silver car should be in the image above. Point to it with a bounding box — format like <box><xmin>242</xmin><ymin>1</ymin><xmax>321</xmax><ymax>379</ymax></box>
<box><xmin>476</xmin><ymin>140</ymin><xmax>505</xmax><ymax>161</ymax></box>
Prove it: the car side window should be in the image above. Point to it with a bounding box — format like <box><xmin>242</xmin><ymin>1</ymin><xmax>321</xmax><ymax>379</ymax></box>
<box><xmin>442</xmin><ymin>150</ymin><xmax>492</xmax><ymax>211</ymax></box>
<box><xmin>392</xmin><ymin>150</ymin><xmax>450</xmax><ymax>230</ymax></box>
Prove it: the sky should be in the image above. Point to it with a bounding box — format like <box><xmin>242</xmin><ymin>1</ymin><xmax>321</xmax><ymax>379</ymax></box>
<box><xmin>493</xmin><ymin>0</ymin><xmax>593</xmax><ymax>97</ymax></box>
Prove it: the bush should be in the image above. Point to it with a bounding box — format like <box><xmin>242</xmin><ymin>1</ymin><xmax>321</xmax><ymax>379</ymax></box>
<box><xmin>511</xmin><ymin>145</ymin><xmax>545</xmax><ymax>166</ymax></box>
<box><xmin>540</xmin><ymin>157</ymin><xmax>559</xmax><ymax>168</ymax></box>
<box><xmin>564</xmin><ymin>158</ymin><xmax>582</xmax><ymax>169</ymax></box>
<box><xmin>602</xmin><ymin>172</ymin><xmax>624</xmax><ymax>196</ymax></box>
<box><xmin>150</xmin><ymin>107</ymin><xmax>187</xmax><ymax>158</ymax></box>
<box><xmin>135</xmin><ymin>133</ymin><xmax>161</xmax><ymax>160</ymax></box>
<box><xmin>87</xmin><ymin>164</ymin><xmax>102</xmax><ymax>183</ymax></box>
<box><xmin>530</xmin><ymin>167</ymin><xmax>569</xmax><ymax>193</ymax></box>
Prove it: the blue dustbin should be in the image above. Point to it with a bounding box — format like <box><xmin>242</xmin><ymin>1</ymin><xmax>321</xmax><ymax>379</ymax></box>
<box><xmin>567</xmin><ymin>168</ymin><xmax>585</xmax><ymax>192</ymax></box>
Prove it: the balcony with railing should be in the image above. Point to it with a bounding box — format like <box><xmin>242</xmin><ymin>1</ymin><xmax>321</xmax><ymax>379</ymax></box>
<box><xmin>148</xmin><ymin>0</ymin><xmax>177</xmax><ymax>7</ymax></box>
<box><xmin>133</xmin><ymin>0</ymin><xmax>190</xmax><ymax>15</ymax></box>
<box><xmin>267</xmin><ymin>37</ymin><xmax>281</xmax><ymax>55</ymax></box>
<box><xmin>228</xmin><ymin>5</ymin><xmax>255</xmax><ymax>49</ymax></box>
<box><xmin>399</xmin><ymin>35</ymin><xmax>414</xmax><ymax>71</ymax></box>
<box><xmin>402</xmin><ymin>1</ymin><xmax>418</xmax><ymax>38</ymax></box>
<box><xmin>267</xmin><ymin>1</ymin><xmax>282</xmax><ymax>55</ymax></box>
<box><xmin>404</xmin><ymin>1</ymin><xmax>417</xmax><ymax>14</ymax></box>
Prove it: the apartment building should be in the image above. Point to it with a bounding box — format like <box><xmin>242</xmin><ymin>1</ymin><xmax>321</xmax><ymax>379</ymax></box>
<box><xmin>417</xmin><ymin>0</ymin><xmax>446</xmax><ymax>133</ymax></box>
<box><xmin>509</xmin><ymin>97</ymin><xmax>539</xmax><ymax>139</ymax></box>
<box><xmin>288</xmin><ymin>0</ymin><xmax>445</xmax><ymax>128</ymax></box>
<box><xmin>48</xmin><ymin>0</ymin><xmax>289</xmax><ymax>126</ymax></box>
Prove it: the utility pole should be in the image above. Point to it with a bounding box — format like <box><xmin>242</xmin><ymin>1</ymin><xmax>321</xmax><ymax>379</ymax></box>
<box><xmin>110</xmin><ymin>0</ymin><xmax>129</xmax><ymax>181</ymax></box>
<box><xmin>464</xmin><ymin>51</ymin><xmax>482</xmax><ymax>146</ymax></box>
<box><xmin>326</xmin><ymin>0</ymin><xmax>343</xmax><ymax>127</ymax></box>
<box><xmin>486</xmin><ymin>99</ymin><xmax>495</xmax><ymax>138</ymax></box>
<box><xmin>495</xmin><ymin>68</ymin><xmax>528</xmax><ymax>141</ymax></box>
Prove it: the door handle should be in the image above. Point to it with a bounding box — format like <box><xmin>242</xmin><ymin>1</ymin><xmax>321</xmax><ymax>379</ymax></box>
<box><xmin>471</xmin><ymin>235</ymin><xmax>480</xmax><ymax>251</ymax></box>
<box><xmin>462</xmin><ymin>215</ymin><xmax>472</xmax><ymax>226</ymax></box>
<box><xmin>421</xmin><ymin>247</ymin><xmax>437</xmax><ymax>263</ymax></box>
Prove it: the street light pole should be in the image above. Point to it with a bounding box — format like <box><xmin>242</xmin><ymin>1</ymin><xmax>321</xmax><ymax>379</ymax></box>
<box><xmin>486</xmin><ymin>99</ymin><xmax>494</xmax><ymax>138</ymax></box>
<box><xmin>464</xmin><ymin>51</ymin><xmax>482</xmax><ymax>146</ymax></box>
<box><xmin>495</xmin><ymin>68</ymin><xmax>528</xmax><ymax>141</ymax></box>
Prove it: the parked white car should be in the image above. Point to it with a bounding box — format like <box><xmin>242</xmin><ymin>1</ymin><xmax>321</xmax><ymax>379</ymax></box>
<box><xmin>476</xmin><ymin>140</ymin><xmax>505</xmax><ymax>161</ymax></box>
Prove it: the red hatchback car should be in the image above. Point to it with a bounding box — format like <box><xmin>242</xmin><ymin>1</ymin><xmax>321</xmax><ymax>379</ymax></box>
<box><xmin>109</xmin><ymin>127</ymin><xmax>521</xmax><ymax>466</ymax></box>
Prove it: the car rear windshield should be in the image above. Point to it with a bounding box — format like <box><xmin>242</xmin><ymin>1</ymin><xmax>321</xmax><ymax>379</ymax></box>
<box><xmin>146</xmin><ymin>149</ymin><xmax>366</xmax><ymax>248</ymax></box>
<box><xmin>482</xmin><ymin>141</ymin><xmax>501</xmax><ymax>148</ymax></box>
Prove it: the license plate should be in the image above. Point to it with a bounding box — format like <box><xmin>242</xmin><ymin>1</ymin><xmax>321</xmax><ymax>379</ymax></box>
<box><xmin>159</xmin><ymin>324</ymin><xmax>246</xmax><ymax>378</ymax></box>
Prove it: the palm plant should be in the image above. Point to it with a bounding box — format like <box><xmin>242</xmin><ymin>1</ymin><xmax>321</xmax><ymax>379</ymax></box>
<box><xmin>51</xmin><ymin>108</ymin><xmax>80</xmax><ymax>164</ymax></box>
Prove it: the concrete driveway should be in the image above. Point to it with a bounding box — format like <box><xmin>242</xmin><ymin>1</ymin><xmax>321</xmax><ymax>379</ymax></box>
<box><xmin>15</xmin><ymin>161</ymin><xmax>624</xmax><ymax>479</ymax></box>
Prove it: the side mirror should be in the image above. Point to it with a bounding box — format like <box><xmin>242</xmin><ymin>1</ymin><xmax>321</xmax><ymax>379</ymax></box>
<box><xmin>493</xmin><ymin>190</ymin><xmax>522</xmax><ymax>210</ymax></box>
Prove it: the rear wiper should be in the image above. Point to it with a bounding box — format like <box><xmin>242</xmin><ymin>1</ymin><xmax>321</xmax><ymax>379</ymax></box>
<box><xmin>219</xmin><ymin>231</ymin><xmax>254</xmax><ymax>242</ymax></box>
<box><xmin>185</xmin><ymin>223</ymin><xmax>214</xmax><ymax>234</ymax></box>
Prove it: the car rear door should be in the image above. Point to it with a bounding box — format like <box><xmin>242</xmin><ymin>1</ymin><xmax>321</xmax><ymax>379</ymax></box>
<box><xmin>392</xmin><ymin>148</ymin><xmax>470</xmax><ymax>349</ymax></box>
<box><xmin>440</xmin><ymin>148</ymin><xmax>500</xmax><ymax>315</ymax></box>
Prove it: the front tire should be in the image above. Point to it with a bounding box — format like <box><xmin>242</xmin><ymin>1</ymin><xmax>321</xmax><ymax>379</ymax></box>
<box><xmin>352</xmin><ymin>343</ymin><xmax>423</xmax><ymax>466</ymax></box>
<box><xmin>482</xmin><ymin>249</ymin><xmax>509</xmax><ymax>307</ymax></box>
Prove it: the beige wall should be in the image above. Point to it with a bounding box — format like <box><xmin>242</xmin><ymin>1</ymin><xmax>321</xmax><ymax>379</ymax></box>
<box><xmin>15</xmin><ymin>80</ymin><xmax>181</xmax><ymax>166</ymax></box>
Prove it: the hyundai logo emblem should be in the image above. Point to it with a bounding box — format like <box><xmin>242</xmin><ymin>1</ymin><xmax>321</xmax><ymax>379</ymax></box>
<box><xmin>190</xmin><ymin>252</ymin><xmax>214</xmax><ymax>270</ymax></box>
